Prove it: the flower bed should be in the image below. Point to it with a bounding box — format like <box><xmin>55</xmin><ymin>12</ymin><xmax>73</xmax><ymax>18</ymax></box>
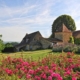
<box><xmin>0</xmin><ymin>52</ymin><xmax>80</xmax><ymax>80</ymax></box>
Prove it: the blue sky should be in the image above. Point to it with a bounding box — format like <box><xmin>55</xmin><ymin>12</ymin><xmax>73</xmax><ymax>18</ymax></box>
<box><xmin>0</xmin><ymin>0</ymin><xmax>80</xmax><ymax>42</ymax></box>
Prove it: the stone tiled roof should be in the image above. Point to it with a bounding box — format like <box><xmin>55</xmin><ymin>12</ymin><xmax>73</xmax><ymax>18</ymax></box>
<box><xmin>22</xmin><ymin>31</ymin><xmax>42</xmax><ymax>43</ymax></box>
<box><xmin>15</xmin><ymin>31</ymin><xmax>42</xmax><ymax>48</ymax></box>
<box><xmin>46</xmin><ymin>38</ymin><xmax>63</xmax><ymax>43</ymax></box>
<box><xmin>73</xmin><ymin>30</ymin><xmax>80</xmax><ymax>38</ymax></box>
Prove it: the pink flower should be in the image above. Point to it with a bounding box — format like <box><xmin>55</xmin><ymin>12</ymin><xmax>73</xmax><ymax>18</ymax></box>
<box><xmin>22</xmin><ymin>61</ymin><xmax>29</xmax><ymax>66</ymax></box>
<box><xmin>51</xmin><ymin>72</ymin><xmax>63</xmax><ymax>80</ymax></box>
<box><xmin>13</xmin><ymin>69</ymin><xmax>18</xmax><ymax>74</ymax></box>
<box><xmin>28</xmin><ymin>69</ymin><xmax>34</xmax><ymax>74</ymax></box>
<box><xmin>18</xmin><ymin>75</ymin><xmax>22</xmax><ymax>79</ymax></box>
<box><xmin>0</xmin><ymin>51</ymin><xmax>79</xmax><ymax>79</ymax></box>
<box><xmin>51</xmin><ymin>72</ymin><xmax>56</xmax><ymax>77</ymax></box>
<box><xmin>49</xmin><ymin>70</ymin><xmax>53</xmax><ymax>74</ymax></box>
<box><xmin>35</xmin><ymin>76</ymin><xmax>41</xmax><ymax>80</ymax></box>
<box><xmin>41</xmin><ymin>73</ymin><xmax>47</xmax><ymax>79</ymax></box>
<box><xmin>16</xmin><ymin>64</ymin><xmax>21</xmax><ymax>69</ymax></box>
<box><xmin>57</xmin><ymin>76</ymin><xmax>63</xmax><ymax>80</ymax></box>
<box><xmin>5</xmin><ymin>68</ymin><xmax>13</xmax><ymax>76</ymax></box>
<box><xmin>51</xmin><ymin>63</ymin><xmax>56</xmax><ymax>67</ymax></box>
<box><xmin>72</xmin><ymin>77</ymin><xmax>77</xmax><ymax>80</ymax></box>
<box><xmin>58</xmin><ymin>67</ymin><xmax>61</xmax><ymax>70</ymax></box>
<box><xmin>68</xmin><ymin>58</ymin><xmax>73</xmax><ymax>63</ymax></box>
<box><xmin>20</xmin><ymin>67</ymin><xmax>25</xmax><ymax>71</ymax></box>
<box><xmin>64</xmin><ymin>70</ymin><xmax>71</xmax><ymax>76</ymax></box>
<box><xmin>26</xmin><ymin>74</ymin><xmax>31</xmax><ymax>79</ymax></box>
<box><xmin>48</xmin><ymin>76</ymin><xmax>52</xmax><ymax>80</ymax></box>
<box><xmin>67</xmin><ymin>52</ymin><xmax>72</xmax><ymax>58</ymax></box>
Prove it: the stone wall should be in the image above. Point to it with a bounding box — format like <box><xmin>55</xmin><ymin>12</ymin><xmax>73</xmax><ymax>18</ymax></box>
<box><xmin>55</xmin><ymin>32</ymin><xmax>72</xmax><ymax>44</ymax></box>
<box><xmin>63</xmin><ymin>32</ymin><xmax>72</xmax><ymax>43</ymax></box>
<box><xmin>40</xmin><ymin>39</ymin><xmax>51</xmax><ymax>49</ymax></box>
<box><xmin>33</xmin><ymin>32</ymin><xmax>42</xmax><ymax>40</ymax></box>
<box><xmin>55</xmin><ymin>32</ymin><xmax>63</xmax><ymax>40</ymax></box>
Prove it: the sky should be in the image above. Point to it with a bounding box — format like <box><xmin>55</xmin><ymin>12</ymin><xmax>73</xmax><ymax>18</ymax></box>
<box><xmin>0</xmin><ymin>0</ymin><xmax>80</xmax><ymax>42</ymax></box>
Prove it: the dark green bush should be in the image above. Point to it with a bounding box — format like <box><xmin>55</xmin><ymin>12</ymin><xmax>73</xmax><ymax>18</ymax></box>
<box><xmin>74</xmin><ymin>38</ymin><xmax>80</xmax><ymax>45</ymax></box>
<box><xmin>2</xmin><ymin>47</ymin><xmax>16</xmax><ymax>53</ymax></box>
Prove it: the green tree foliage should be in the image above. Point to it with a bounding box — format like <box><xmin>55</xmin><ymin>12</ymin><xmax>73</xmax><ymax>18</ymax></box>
<box><xmin>74</xmin><ymin>38</ymin><xmax>80</xmax><ymax>45</ymax></box>
<box><xmin>5</xmin><ymin>42</ymin><xmax>19</xmax><ymax>48</ymax></box>
<box><xmin>0</xmin><ymin>35</ymin><xmax>5</xmax><ymax>52</ymax></box>
<box><xmin>5</xmin><ymin>43</ymin><xmax>13</xmax><ymax>48</ymax></box>
<box><xmin>69</xmin><ymin>36</ymin><xmax>74</xmax><ymax>44</ymax></box>
<box><xmin>10</xmin><ymin>42</ymin><xmax>19</xmax><ymax>46</ymax></box>
<box><xmin>3</xmin><ymin>42</ymin><xmax>18</xmax><ymax>53</ymax></box>
<box><xmin>2</xmin><ymin>42</ymin><xmax>18</xmax><ymax>52</ymax></box>
<box><xmin>51</xmin><ymin>14</ymin><xmax>76</xmax><ymax>38</ymax></box>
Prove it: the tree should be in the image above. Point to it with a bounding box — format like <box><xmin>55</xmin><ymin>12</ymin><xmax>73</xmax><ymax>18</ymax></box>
<box><xmin>0</xmin><ymin>35</ymin><xmax>5</xmax><ymax>52</ymax></box>
<box><xmin>5</xmin><ymin>42</ymin><xmax>19</xmax><ymax>48</ymax></box>
<box><xmin>51</xmin><ymin>14</ymin><xmax>76</xmax><ymax>38</ymax></box>
<box><xmin>74</xmin><ymin>38</ymin><xmax>80</xmax><ymax>45</ymax></box>
<box><xmin>10</xmin><ymin>42</ymin><xmax>19</xmax><ymax>46</ymax></box>
<box><xmin>5</xmin><ymin>43</ymin><xmax>13</xmax><ymax>48</ymax></box>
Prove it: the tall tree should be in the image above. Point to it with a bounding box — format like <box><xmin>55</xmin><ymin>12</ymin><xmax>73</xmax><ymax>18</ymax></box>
<box><xmin>51</xmin><ymin>14</ymin><xmax>76</xmax><ymax>38</ymax></box>
<box><xmin>0</xmin><ymin>35</ymin><xmax>5</xmax><ymax>52</ymax></box>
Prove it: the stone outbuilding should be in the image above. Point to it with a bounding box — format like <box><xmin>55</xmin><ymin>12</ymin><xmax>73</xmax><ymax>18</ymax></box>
<box><xmin>49</xmin><ymin>24</ymin><xmax>72</xmax><ymax>45</ymax></box>
<box><xmin>15</xmin><ymin>31</ymin><xmax>51</xmax><ymax>51</ymax></box>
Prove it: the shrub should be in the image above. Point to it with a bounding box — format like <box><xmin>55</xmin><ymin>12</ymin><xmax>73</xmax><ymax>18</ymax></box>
<box><xmin>63</xmin><ymin>45</ymin><xmax>72</xmax><ymax>52</ymax></box>
<box><xmin>75</xmin><ymin>46</ymin><xmax>80</xmax><ymax>53</ymax></box>
<box><xmin>52</xmin><ymin>44</ymin><xmax>78</xmax><ymax>53</ymax></box>
<box><xmin>69</xmin><ymin>36</ymin><xmax>74</xmax><ymax>44</ymax></box>
<box><xmin>63</xmin><ymin>45</ymin><xmax>78</xmax><ymax>52</ymax></box>
<box><xmin>2</xmin><ymin>47</ymin><xmax>16</xmax><ymax>53</ymax></box>
<box><xmin>0</xmin><ymin>52</ymin><xmax>80</xmax><ymax>80</ymax></box>
<box><xmin>52</xmin><ymin>45</ymin><xmax>63</xmax><ymax>52</ymax></box>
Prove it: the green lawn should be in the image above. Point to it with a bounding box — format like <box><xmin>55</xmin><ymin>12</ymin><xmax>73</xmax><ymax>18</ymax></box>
<box><xmin>0</xmin><ymin>49</ymin><xmax>80</xmax><ymax>61</ymax></box>
<box><xmin>0</xmin><ymin>49</ymin><xmax>54</xmax><ymax>61</ymax></box>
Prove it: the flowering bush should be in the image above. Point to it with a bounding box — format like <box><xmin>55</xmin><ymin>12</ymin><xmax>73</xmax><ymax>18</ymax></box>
<box><xmin>0</xmin><ymin>52</ymin><xmax>80</xmax><ymax>80</ymax></box>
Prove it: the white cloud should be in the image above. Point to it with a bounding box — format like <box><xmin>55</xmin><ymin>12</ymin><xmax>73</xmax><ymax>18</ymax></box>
<box><xmin>0</xmin><ymin>2</ymin><xmax>37</xmax><ymax>18</ymax></box>
<box><xmin>0</xmin><ymin>0</ymin><xmax>56</xmax><ymax>26</ymax></box>
<box><xmin>62</xmin><ymin>0</ymin><xmax>80</xmax><ymax>30</ymax></box>
<box><xmin>0</xmin><ymin>0</ymin><xmax>80</xmax><ymax>41</ymax></box>
<box><xmin>0</xmin><ymin>26</ymin><xmax>31</xmax><ymax>42</ymax></box>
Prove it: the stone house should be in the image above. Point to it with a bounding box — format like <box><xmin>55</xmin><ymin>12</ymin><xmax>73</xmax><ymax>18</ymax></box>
<box><xmin>48</xmin><ymin>24</ymin><xmax>72</xmax><ymax>45</ymax></box>
<box><xmin>15</xmin><ymin>31</ymin><xmax>51</xmax><ymax>51</ymax></box>
<box><xmin>15</xmin><ymin>23</ymin><xmax>79</xmax><ymax>51</ymax></box>
<box><xmin>55</xmin><ymin>24</ymin><xmax>72</xmax><ymax>44</ymax></box>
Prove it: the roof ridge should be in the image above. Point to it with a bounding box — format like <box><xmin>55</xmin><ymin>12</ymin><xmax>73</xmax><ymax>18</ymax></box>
<box><xmin>56</xmin><ymin>23</ymin><xmax>71</xmax><ymax>32</ymax></box>
<box><xmin>62</xmin><ymin>23</ymin><xmax>69</xmax><ymax>32</ymax></box>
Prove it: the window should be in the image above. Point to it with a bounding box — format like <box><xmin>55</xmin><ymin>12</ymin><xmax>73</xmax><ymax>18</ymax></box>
<box><xmin>26</xmin><ymin>39</ymin><xmax>29</xmax><ymax>42</ymax></box>
<box><xmin>51</xmin><ymin>43</ymin><xmax>53</xmax><ymax>47</ymax></box>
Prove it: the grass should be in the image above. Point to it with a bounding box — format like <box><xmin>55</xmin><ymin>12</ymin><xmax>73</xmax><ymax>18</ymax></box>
<box><xmin>0</xmin><ymin>49</ymin><xmax>80</xmax><ymax>61</ymax></box>
<box><xmin>0</xmin><ymin>49</ymin><xmax>53</xmax><ymax>61</ymax></box>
